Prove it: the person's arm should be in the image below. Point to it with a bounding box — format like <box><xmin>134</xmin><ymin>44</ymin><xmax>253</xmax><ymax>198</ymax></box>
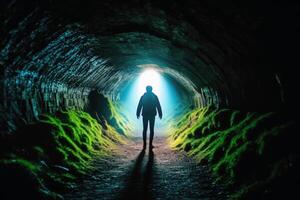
<box><xmin>136</xmin><ymin>96</ymin><xmax>143</xmax><ymax>119</ymax></box>
<box><xmin>156</xmin><ymin>96</ymin><xmax>162</xmax><ymax>119</ymax></box>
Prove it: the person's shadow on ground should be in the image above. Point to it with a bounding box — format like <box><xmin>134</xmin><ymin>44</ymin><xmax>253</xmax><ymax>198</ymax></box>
<box><xmin>119</xmin><ymin>150</ymin><xmax>155</xmax><ymax>200</ymax></box>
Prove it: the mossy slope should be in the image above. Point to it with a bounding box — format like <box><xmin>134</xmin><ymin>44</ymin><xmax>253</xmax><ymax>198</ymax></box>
<box><xmin>86</xmin><ymin>90</ymin><xmax>133</xmax><ymax>136</ymax></box>
<box><xmin>169</xmin><ymin>106</ymin><xmax>298</xmax><ymax>199</ymax></box>
<box><xmin>0</xmin><ymin>110</ymin><xmax>126</xmax><ymax>199</ymax></box>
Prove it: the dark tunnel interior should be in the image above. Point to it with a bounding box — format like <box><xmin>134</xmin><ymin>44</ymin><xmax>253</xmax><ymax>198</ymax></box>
<box><xmin>0</xmin><ymin>0</ymin><xmax>299</xmax><ymax>199</ymax></box>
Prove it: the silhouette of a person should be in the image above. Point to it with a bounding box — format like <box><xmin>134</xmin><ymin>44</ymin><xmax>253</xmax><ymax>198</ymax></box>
<box><xmin>136</xmin><ymin>85</ymin><xmax>162</xmax><ymax>150</ymax></box>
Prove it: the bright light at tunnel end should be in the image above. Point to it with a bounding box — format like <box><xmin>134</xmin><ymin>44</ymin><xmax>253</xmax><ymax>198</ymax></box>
<box><xmin>121</xmin><ymin>64</ymin><xmax>185</xmax><ymax>136</ymax></box>
<box><xmin>137</xmin><ymin>68</ymin><xmax>164</xmax><ymax>97</ymax></box>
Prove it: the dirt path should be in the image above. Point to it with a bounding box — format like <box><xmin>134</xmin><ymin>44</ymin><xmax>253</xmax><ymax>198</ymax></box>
<box><xmin>64</xmin><ymin>137</ymin><xmax>226</xmax><ymax>200</ymax></box>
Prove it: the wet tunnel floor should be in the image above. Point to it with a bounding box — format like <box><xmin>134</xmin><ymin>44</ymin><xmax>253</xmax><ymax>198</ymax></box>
<box><xmin>64</xmin><ymin>137</ymin><xmax>226</xmax><ymax>200</ymax></box>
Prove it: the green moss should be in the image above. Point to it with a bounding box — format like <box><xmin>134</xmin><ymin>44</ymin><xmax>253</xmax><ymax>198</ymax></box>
<box><xmin>1</xmin><ymin>109</ymin><xmax>127</xmax><ymax>199</ymax></box>
<box><xmin>107</xmin><ymin>100</ymin><xmax>133</xmax><ymax>136</ymax></box>
<box><xmin>169</xmin><ymin>106</ymin><xmax>297</xmax><ymax>199</ymax></box>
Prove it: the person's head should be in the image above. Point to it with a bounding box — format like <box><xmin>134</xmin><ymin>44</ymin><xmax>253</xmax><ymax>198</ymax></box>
<box><xmin>146</xmin><ymin>85</ymin><xmax>153</xmax><ymax>93</ymax></box>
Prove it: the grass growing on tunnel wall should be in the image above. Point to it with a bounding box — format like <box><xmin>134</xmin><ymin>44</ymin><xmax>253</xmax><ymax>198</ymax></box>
<box><xmin>0</xmin><ymin>110</ymin><xmax>126</xmax><ymax>199</ymax></box>
<box><xmin>168</xmin><ymin>106</ymin><xmax>298</xmax><ymax>199</ymax></box>
<box><xmin>86</xmin><ymin>90</ymin><xmax>133</xmax><ymax>137</ymax></box>
<box><xmin>107</xmin><ymin>100</ymin><xmax>133</xmax><ymax>136</ymax></box>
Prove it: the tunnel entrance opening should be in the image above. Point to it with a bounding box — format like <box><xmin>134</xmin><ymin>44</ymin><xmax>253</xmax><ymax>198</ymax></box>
<box><xmin>118</xmin><ymin>64</ymin><xmax>196</xmax><ymax>137</ymax></box>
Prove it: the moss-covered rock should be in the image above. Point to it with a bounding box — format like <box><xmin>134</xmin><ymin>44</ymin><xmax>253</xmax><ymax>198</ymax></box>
<box><xmin>169</xmin><ymin>106</ymin><xmax>298</xmax><ymax>199</ymax></box>
<box><xmin>0</xmin><ymin>110</ymin><xmax>127</xmax><ymax>199</ymax></box>
<box><xmin>86</xmin><ymin>90</ymin><xmax>133</xmax><ymax>136</ymax></box>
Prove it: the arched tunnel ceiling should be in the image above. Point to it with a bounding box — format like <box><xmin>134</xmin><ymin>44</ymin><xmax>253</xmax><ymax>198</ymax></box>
<box><xmin>1</xmin><ymin>0</ymin><xmax>250</xmax><ymax>99</ymax></box>
<box><xmin>1</xmin><ymin>0</ymin><xmax>299</xmax><ymax>133</ymax></box>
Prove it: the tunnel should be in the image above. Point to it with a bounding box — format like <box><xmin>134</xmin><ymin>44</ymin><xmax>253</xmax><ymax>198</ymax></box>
<box><xmin>0</xmin><ymin>0</ymin><xmax>299</xmax><ymax>199</ymax></box>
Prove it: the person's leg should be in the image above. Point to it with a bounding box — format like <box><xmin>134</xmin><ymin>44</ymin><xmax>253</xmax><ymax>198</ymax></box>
<box><xmin>142</xmin><ymin>117</ymin><xmax>148</xmax><ymax>149</ymax></box>
<box><xmin>149</xmin><ymin>116</ymin><xmax>155</xmax><ymax>149</ymax></box>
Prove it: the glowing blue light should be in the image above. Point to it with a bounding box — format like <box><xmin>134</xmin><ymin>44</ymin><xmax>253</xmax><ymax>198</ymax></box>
<box><xmin>120</xmin><ymin>67</ymin><xmax>183</xmax><ymax>136</ymax></box>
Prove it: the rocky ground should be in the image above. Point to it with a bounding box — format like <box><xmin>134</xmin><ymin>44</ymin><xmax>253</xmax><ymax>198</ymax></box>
<box><xmin>64</xmin><ymin>137</ymin><xmax>227</xmax><ymax>200</ymax></box>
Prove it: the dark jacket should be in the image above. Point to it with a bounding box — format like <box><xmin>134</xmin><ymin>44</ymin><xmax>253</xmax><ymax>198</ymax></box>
<box><xmin>136</xmin><ymin>92</ymin><xmax>162</xmax><ymax>117</ymax></box>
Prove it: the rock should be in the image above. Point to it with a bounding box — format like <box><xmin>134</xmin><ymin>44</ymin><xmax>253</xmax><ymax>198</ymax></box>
<box><xmin>40</xmin><ymin>160</ymin><xmax>48</xmax><ymax>168</ymax></box>
<box><xmin>53</xmin><ymin>165</ymin><xmax>70</xmax><ymax>172</ymax></box>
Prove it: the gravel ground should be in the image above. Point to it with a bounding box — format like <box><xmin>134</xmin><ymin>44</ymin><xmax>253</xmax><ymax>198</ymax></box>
<box><xmin>64</xmin><ymin>137</ymin><xmax>227</xmax><ymax>200</ymax></box>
